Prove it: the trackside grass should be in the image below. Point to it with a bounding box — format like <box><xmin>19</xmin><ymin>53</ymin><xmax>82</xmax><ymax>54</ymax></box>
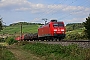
<box><xmin>0</xmin><ymin>45</ymin><xmax>17</xmax><ymax>60</ymax></box>
<box><xmin>21</xmin><ymin>42</ymin><xmax>90</xmax><ymax>60</ymax></box>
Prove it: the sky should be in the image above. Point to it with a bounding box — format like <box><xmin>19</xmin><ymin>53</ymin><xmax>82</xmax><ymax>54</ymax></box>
<box><xmin>0</xmin><ymin>0</ymin><xmax>90</xmax><ymax>25</ymax></box>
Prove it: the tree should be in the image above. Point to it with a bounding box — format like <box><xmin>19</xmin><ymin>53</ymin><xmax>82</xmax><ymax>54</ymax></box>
<box><xmin>0</xmin><ymin>17</ymin><xmax>3</xmax><ymax>31</ymax></box>
<box><xmin>83</xmin><ymin>14</ymin><xmax>90</xmax><ymax>39</ymax></box>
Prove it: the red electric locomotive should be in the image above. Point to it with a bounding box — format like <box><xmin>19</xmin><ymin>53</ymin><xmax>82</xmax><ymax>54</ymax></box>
<box><xmin>38</xmin><ymin>20</ymin><xmax>66</xmax><ymax>40</ymax></box>
<box><xmin>15</xmin><ymin>20</ymin><xmax>66</xmax><ymax>41</ymax></box>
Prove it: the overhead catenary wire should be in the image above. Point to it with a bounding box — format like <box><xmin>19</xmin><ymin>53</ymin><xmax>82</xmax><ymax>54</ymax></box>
<box><xmin>41</xmin><ymin>0</ymin><xmax>68</xmax><ymax>18</ymax></box>
<box><xmin>32</xmin><ymin>0</ymin><xmax>90</xmax><ymax>24</ymax></box>
<box><xmin>33</xmin><ymin>0</ymin><xmax>68</xmax><ymax>23</ymax></box>
<box><xmin>43</xmin><ymin>0</ymin><xmax>89</xmax><ymax>21</ymax></box>
<box><xmin>40</xmin><ymin>0</ymin><xmax>90</xmax><ymax>25</ymax></box>
<box><xmin>33</xmin><ymin>0</ymin><xmax>60</xmax><ymax>19</ymax></box>
<box><xmin>37</xmin><ymin>0</ymin><xmax>77</xmax><ymax>20</ymax></box>
<box><xmin>58</xmin><ymin>0</ymin><xmax>90</xmax><ymax>20</ymax></box>
<box><xmin>46</xmin><ymin>0</ymin><xmax>78</xmax><ymax>19</ymax></box>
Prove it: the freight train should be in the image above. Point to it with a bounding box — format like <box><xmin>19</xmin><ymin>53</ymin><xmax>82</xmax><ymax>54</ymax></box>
<box><xmin>15</xmin><ymin>20</ymin><xmax>66</xmax><ymax>41</ymax></box>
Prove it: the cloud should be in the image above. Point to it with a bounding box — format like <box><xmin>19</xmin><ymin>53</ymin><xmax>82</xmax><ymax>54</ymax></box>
<box><xmin>31</xmin><ymin>17</ymin><xmax>86</xmax><ymax>25</ymax></box>
<box><xmin>0</xmin><ymin>0</ymin><xmax>90</xmax><ymax>14</ymax></box>
<box><xmin>0</xmin><ymin>0</ymin><xmax>90</xmax><ymax>25</ymax></box>
<box><xmin>12</xmin><ymin>20</ymin><xmax>28</xmax><ymax>24</ymax></box>
<box><xmin>0</xmin><ymin>0</ymin><xmax>31</xmax><ymax>11</ymax></box>
<box><xmin>0</xmin><ymin>0</ymin><xmax>29</xmax><ymax>6</ymax></box>
<box><xmin>30</xmin><ymin>18</ymin><xmax>43</xmax><ymax>23</ymax></box>
<box><xmin>64</xmin><ymin>17</ymin><xmax>86</xmax><ymax>24</ymax></box>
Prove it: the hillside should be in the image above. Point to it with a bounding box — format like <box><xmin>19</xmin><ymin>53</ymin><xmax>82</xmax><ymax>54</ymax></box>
<box><xmin>0</xmin><ymin>24</ymin><xmax>40</xmax><ymax>37</ymax></box>
<box><xmin>66</xmin><ymin>23</ymin><xmax>84</xmax><ymax>32</ymax></box>
<box><xmin>0</xmin><ymin>22</ymin><xmax>84</xmax><ymax>34</ymax></box>
<box><xmin>0</xmin><ymin>23</ymin><xmax>84</xmax><ymax>34</ymax></box>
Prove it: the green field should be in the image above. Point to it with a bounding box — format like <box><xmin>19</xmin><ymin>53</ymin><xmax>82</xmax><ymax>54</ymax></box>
<box><xmin>0</xmin><ymin>25</ymin><xmax>39</xmax><ymax>35</ymax></box>
<box><xmin>0</xmin><ymin>24</ymin><xmax>84</xmax><ymax>34</ymax></box>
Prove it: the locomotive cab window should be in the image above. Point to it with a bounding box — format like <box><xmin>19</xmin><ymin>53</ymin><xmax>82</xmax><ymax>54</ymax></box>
<box><xmin>58</xmin><ymin>23</ymin><xmax>64</xmax><ymax>27</ymax></box>
<box><xmin>53</xmin><ymin>24</ymin><xmax>58</xmax><ymax>27</ymax></box>
<box><xmin>53</xmin><ymin>23</ymin><xmax>64</xmax><ymax>27</ymax></box>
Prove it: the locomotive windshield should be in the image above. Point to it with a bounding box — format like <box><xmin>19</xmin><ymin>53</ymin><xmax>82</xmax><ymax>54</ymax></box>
<box><xmin>53</xmin><ymin>23</ymin><xmax>64</xmax><ymax>27</ymax></box>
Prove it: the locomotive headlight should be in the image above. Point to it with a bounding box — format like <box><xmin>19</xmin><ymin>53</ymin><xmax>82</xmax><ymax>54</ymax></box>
<box><xmin>61</xmin><ymin>29</ymin><xmax>64</xmax><ymax>31</ymax></box>
<box><xmin>54</xmin><ymin>32</ymin><xmax>56</xmax><ymax>33</ymax></box>
<box><xmin>54</xmin><ymin>29</ymin><xmax>57</xmax><ymax>31</ymax></box>
<box><xmin>62</xmin><ymin>32</ymin><xmax>65</xmax><ymax>33</ymax></box>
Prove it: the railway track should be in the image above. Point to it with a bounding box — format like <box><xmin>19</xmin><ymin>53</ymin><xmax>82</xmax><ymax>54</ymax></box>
<box><xmin>27</xmin><ymin>40</ymin><xmax>90</xmax><ymax>48</ymax></box>
<box><xmin>27</xmin><ymin>40</ymin><xmax>90</xmax><ymax>42</ymax></box>
<box><xmin>60</xmin><ymin>40</ymin><xmax>90</xmax><ymax>42</ymax></box>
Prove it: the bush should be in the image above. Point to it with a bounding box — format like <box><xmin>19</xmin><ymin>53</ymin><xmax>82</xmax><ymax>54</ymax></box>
<box><xmin>0</xmin><ymin>38</ymin><xmax>5</xmax><ymax>42</ymax></box>
<box><xmin>83</xmin><ymin>16</ymin><xmax>90</xmax><ymax>39</ymax></box>
<box><xmin>64</xmin><ymin>31</ymin><xmax>88</xmax><ymax>40</ymax></box>
<box><xmin>5</xmin><ymin>37</ymin><xmax>18</xmax><ymax>45</ymax></box>
<box><xmin>64</xmin><ymin>31</ymin><xmax>81</xmax><ymax>40</ymax></box>
<box><xmin>80</xmin><ymin>31</ymin><xmax>88</xmax><ymax>40</ymax></box>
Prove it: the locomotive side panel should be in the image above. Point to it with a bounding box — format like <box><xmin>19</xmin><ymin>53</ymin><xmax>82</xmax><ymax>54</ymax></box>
<box><xmin>38</xmin><ymin>23</ymin><xmax>50</xmax><ymax>38</ymax></box>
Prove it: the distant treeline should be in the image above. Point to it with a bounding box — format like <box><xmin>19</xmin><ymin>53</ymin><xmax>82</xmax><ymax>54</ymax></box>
<box><xmin>9</xmin><ymin>22</ymin><xmax>44</xmax><ymax>26</ymax></box>
<box><xmin>66</xmin><ymin>23</ymin><xmax>84</xmax><ymax>31</ymax></box>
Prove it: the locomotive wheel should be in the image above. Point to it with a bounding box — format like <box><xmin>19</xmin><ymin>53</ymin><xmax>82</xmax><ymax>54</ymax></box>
<box><xmin>58</xmin><ymin>38</ymin><xmax>61</xmax><ymax>41</ymax></box>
